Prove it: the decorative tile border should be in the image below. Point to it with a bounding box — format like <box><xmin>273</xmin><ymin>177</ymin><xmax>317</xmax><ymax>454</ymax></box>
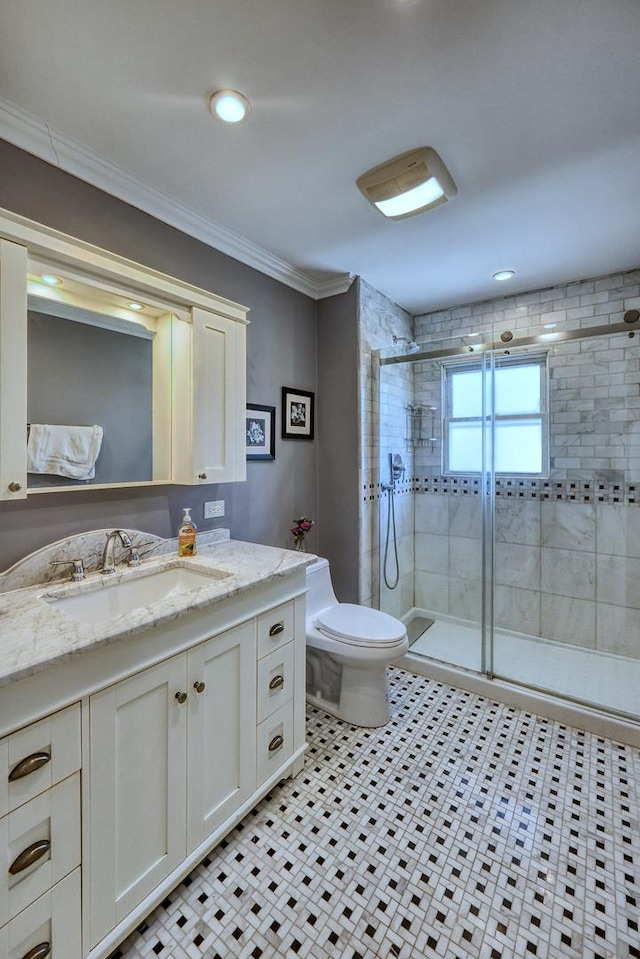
<box><xmin>417</xmin><ymin>476</ymin><xmax>640</xmax><ymax>505</ymax></box>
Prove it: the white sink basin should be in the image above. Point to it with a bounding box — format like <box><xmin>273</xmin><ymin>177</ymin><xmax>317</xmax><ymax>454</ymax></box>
<box><xmin>46</xmin><ymin>565</ymin><xmax>231</xmax><ymax>624</ymax></box>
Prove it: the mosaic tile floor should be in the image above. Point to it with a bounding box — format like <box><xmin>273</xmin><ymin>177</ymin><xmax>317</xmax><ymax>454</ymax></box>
<box><xmin>112</xmin><ymin>668</ymin><xmax>640</xmax><ymax>959</ymax></box>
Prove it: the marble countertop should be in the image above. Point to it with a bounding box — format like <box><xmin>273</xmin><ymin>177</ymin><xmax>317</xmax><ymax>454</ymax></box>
<box><xmin>0</xmin><ymin>538</ymin><xmax>314</xmax><ymax>689</ymax></box>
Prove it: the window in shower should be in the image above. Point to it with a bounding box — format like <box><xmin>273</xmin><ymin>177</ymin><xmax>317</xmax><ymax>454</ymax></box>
<box><xmin>443</xmin><ymin>353</ymin><xmax>548</xmax><ymax>474</ymax></box>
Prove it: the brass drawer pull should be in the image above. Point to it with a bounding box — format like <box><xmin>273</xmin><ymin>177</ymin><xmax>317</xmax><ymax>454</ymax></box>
<box><xmin>268</xmin><ymin>734</ymin><xmax>284</xmax><ymax>753</ymax></box>
<box><xmin>269</xmin><ymin>622</ymin><xmax>285</xmax><ymax>637</ymax></box>
<box><xmin>22</xmin><ymin>943</ymin><xmax>51</xmax><ymax>959</ymax></box>
<box><xmin>175</xmin><ymin>691</ymin><xmax>188</xmax><ymax>705</ymax></box>
<box><xmin>9</xmin><ymin>839</ymin><xmax>51</xmax><ymax>875</ymax></box>
<box><xmin>8</xmin><ymin>481</ymin><xmax>22</xmax><ymax>493</ymax></box>
<box><xmin>269</xmin><ymin>674</ymin><xmax>284</xmax><ymax>691</ymax></box>
<box><xmin>9</xmin><ymin>751</ymin><xmax>51</xmax><ymax>782</ymax></box>
<box><xmin>193</xmin><ymin>681</ymin><xmax>206</xmax><ymax>694</ymax></box>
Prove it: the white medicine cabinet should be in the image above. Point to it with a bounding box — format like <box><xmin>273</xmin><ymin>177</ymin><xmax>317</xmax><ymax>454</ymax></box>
<box><xmin>0</xmin><ymin>210</ymin><xmax>248</xmax><ymax>499</ymax></box>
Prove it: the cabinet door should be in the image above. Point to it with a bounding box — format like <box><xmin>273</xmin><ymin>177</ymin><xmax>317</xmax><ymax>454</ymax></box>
<box><xmin>187</xmin><ymin>621</ymin><xmax>256</xmax><ymax>851</ymax></box>
<box><xmin>87</xmin><ymin>655</ymin><xmax>188</xmax><ymax>948</ymax></box>
<box><xmin>0</xmin><ymin>238</ymin><xmax>27</xmax><ymax>501</ymax></box>
<box><xmin>173</xmin><ymin>307</ymin><xmax>246</xmax><ymax>485</ymax></box>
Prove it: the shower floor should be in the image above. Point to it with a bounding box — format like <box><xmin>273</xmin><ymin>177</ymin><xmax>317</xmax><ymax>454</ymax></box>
<box><xmin>406</xmin><ymin>610</ymin><xmax>639</xmax><ymax>718</ymax></box>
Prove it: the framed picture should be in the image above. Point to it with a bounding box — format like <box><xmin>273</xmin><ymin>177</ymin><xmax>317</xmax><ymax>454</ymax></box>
<box><xmin>282</xmin><ymin>387</ymin><xmax>315</xmax><ymax>440</ymax></box>
<box><xmin>245</xmin><ymin>404</ymin><xmax>275</xmax><ymax>461</ymax></box>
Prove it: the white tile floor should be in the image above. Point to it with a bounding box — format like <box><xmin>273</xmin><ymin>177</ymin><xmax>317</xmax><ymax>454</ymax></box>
<box><xmin>409</xmin><ymin>613</ymin><xmax>640</xmax><ymax>717</ymax></box>
<box><xmin>111</xmin><ymin>668</ymin><xmax>640</xmax><ymax>959</ymax></box>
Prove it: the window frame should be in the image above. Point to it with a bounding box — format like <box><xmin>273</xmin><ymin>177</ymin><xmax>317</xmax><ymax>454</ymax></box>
<box><xmin>442</xmin><ymin>351</ymin><xmax>549</xmax><ymax>477</ymax></box>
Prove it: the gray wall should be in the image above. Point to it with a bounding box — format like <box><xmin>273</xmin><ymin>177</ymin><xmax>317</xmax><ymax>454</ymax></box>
<box><xmin>0</xmin><ymin>139</ymin><xmax>319</xmax><ymax>569</ymax></box>
<box><xmin>317</xmin><ymin>283</ymin><xmax>360</xmax><ymax>602</ymax></box>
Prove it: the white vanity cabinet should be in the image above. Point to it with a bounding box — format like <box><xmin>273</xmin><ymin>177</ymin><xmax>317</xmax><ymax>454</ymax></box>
<box><xmin>84</xmin><ymin>597</ymin><xmax>304</xmax><ymax>955</ymax></box>
<box><xmin>87</xmin><ymin>622</ymin><xmax>257</xmax><ymax>948</ymax></box>
<box><xmin>0</xmin><ymin>551</ymin><xmax>308</xmax><ymax>959</ymax></box>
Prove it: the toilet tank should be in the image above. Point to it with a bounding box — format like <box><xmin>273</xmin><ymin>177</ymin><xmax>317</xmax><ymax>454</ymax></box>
<box><xmin>305</xmin><ymin>558</ymin><xmax>338</xmax><ymax>618</ymax></box>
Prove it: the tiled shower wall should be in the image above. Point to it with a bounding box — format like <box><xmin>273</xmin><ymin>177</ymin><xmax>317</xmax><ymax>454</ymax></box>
<box><xmin>359</xmin><ymin>267</ymin><xmax>640</xmax><ymax>659</ymax></box>
<box><xmin>358</xmin><ymin>279</ymin><xmax>413</xmax><ymax>608</ymax></box>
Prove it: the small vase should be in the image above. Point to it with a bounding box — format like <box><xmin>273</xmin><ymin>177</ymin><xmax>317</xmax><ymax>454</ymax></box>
<box><xmin>294</xmin><ymin>536</ymin><xmax>304</xmax><ymax>551</ymax></box>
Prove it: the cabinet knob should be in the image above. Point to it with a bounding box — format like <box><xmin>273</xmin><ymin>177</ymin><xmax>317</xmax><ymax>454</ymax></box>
<box><xmin>9</xmin><ymin>839</ymin><xmax>51</xmax><ymax>875</ymax></box>
<box><xmin>193</xmin><ymin>681</ymin><xmax>206</xmax><ymax>694</ymax></box>
<box><xmin>269</xmin><ymin>674</ymin><xmax>284</xmax><ymax>691</ymax></box>
<box><xmin>8</xmin><ymin>751</ymin><xmax>51</xmax><ymax>782</ymax></box>
<box><xmin>21</xmin><ymin>944</ymin><xmax>51</xmax><ymax>959</ymax></box>
<box><xmin>269</xmin><ymin>622</ymin><xmax>285</xmax><ymax>637</ymax></box>
<box><xmin>8</xmin><ymin>481</ymin><xmax>22</xmax><ymax>492</ymax></box>
<box><xmin>175</xmin><ymin>691</ymin><xmax>188</xmax><ymax>705</ymax></box>
<box><xmin>268</xmin><ymin>734</ymin><xmax>284</xmax><ymax>753</ymax></box>
<box><xmin>198</xmin><ymin>472</ymin><xmax>207</xmax><ymax>480</ymax></box>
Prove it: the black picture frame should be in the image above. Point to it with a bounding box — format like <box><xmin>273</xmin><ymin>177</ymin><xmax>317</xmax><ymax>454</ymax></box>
<box><xmin>245</xmin><ymin>404</ymin><xmax>276</xmax><ymax>461</ymax></box>
<box><xmin>281</xmin><ymin>387</ymin><xmax>315</xmax><ymax>440</ymax></box>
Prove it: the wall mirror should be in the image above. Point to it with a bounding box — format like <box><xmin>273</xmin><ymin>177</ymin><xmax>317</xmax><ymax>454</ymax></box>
<box><xmin>25</xmin><ymin>263</ymin><xmax>182</xmax><ymax>490</ymax></box>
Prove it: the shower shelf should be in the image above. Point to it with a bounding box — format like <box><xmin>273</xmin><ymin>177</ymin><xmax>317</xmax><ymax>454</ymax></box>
<box><xmin>405</xmin><ymin>405</ymin><xmax>438</xmax><ymax>448</ymax></box>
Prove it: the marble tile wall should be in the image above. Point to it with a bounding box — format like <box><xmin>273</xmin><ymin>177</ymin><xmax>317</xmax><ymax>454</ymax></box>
<box><xmin>414</xmin><ymin>495</ymin><xmax>640</xmax><ymax>660</ymax></box>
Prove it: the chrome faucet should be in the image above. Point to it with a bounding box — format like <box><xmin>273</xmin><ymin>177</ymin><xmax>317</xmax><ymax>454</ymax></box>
<box><xmin>101</xmin><ymin>529</ymin><xmax>133</xmax><ymax>575</ymax></box>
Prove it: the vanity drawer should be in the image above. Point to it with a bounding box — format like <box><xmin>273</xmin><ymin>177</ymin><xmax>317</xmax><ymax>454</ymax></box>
<box><xmin>257</xmin><ymin>643</ymin><xmax>294</xmax><ymax>724</ymax></box>
<box><xmin>0</xmin><ymin>704</ymin><xmax>81</xmax><ymax>818</ymax></box>
<box><xmin>256</xmin><ymin>701</ymin><xmax>294</xmax><ymax>787</ymax></box>
<box><xmin>0</xmin><ymin>868</ymin><xmax>81</xmax><ymax>959</ymax></box>
<box><xmin>0</xmin><ymin>774</ymin><xmax>80</xmax><ymax>927</ymax></box>
<box><xmin>257</xmin><ymin>601</ymin><xmax>295</xmax><ymax>658</ymax></box>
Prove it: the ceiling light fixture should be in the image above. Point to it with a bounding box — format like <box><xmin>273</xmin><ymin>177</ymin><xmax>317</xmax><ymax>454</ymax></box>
<box><xmin>492</xmin><ymin>270</ymin><xmax>516</xmax><ymax>282</ymax></box>
<box><xmin>207</xmin><ymin>89</ymin><xmax>251</xmax><ymax>124</ymax></box>
<box><xmin>40</xmin><ymin>274</ymin><xmax>62</xmax><ymax>286</ymax></box>
<box><xmin>356</xmin><ymin>147</ymin><xmax>457</xmax><ymax>220</ymax></box>
<box><xmin>128</xmin><ymin>302</ymin><xmax>144</xmax><ymax>311</ymax></box>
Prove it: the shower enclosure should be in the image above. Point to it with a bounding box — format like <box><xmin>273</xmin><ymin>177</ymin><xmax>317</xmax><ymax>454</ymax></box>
<box><xmin>377</xmin><ymin>306</ymin><xmax>640</xmax><ymax>725</ymax></box>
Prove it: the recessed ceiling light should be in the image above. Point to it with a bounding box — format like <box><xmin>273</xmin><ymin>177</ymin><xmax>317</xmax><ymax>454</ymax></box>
<box><xmin>207</xmin><ymin>89</ymin><xmax>251</xmax><ymax>124</ymax></box>
<box><xmin>492</xmin><ymin>270</ymin><xmax>516</xmax><ymax>282</ymax></box>
<box><xmin>40</xmin><ymin>274</ymin><xmax>62</xmax><ymax>286</ymax></box>
<box><xmin>128</xmin><ymin>302</ymin><xmax>144</xmax><ymax>311</ymax></box>
<box><xmin>357</xmin><ymin>147</ymin><xmax>457</xmax><ymax>220</ymax></box>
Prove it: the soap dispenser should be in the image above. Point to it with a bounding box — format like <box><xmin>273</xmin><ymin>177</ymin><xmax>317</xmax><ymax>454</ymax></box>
<box><xmin>178</xmin><ymin>507</ymin><xmax>198</xmax><ymax>557</ymax></box>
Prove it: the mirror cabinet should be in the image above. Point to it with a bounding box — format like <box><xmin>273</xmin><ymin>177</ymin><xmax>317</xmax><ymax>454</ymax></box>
<box><xmin>0</xmin><ymin>210</ymin><xmax>248</xmax><ymax>500</ymax></box>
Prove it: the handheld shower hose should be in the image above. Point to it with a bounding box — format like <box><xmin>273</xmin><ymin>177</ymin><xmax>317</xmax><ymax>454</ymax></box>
<box><xmin>382</xmin><ymin>453</ymin><xmax>405</xmax><ymax>590</ymax></box>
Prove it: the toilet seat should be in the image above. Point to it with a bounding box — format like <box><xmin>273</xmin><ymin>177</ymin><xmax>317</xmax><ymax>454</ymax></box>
<box><xmin>315</xmin><ymin>603</ymin><xmax>406</xmax><ymax>648</ymax></box>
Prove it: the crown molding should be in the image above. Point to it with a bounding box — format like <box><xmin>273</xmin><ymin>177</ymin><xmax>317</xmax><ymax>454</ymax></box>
<box><xmin>313</xmin><ymin>273</ymin><xmax>356</xmax><ymax>298</ymax></box>
<box><xmin>0</xmin><ymin>95</ymin><xmax>351</xmax><ymax>301</ymax></box>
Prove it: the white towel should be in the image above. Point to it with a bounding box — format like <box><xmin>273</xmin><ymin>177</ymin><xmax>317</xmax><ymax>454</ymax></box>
<box><xmin>27</xmin><ymin>424</ymin><xmax>104</xmax><ymax>480</ymax></box>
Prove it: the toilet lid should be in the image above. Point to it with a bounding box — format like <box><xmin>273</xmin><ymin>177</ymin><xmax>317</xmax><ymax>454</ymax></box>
<box><xmin>315</xmin><ymin>604</ymin><xmax>407</xmax><ymax>648</ymax></box>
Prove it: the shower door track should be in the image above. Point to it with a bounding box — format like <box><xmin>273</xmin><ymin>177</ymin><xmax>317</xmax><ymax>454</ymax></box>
<box><xmin>380</xmin><ymin>317</ymin><xmax>640</xmax><ymax>365</ymax></box>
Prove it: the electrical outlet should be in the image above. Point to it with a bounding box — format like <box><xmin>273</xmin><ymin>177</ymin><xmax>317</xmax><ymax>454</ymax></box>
<box><xmin>204</xmin><ymin>500</ymin><xmax>225</xmax><ymax>520</ymax></box>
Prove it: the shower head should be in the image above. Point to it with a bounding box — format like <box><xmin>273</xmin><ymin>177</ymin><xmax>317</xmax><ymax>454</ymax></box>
<box><xmin>392</xmin><ymin>334</ymin><xmax>420</xmax><ymax>354</ymax></box>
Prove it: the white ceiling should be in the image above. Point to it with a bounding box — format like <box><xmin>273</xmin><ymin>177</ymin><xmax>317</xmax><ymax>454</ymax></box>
<box><xmin>1</xmin><ymin>0</ymin><xmax>640</xmax><ymax>315</ymax></box>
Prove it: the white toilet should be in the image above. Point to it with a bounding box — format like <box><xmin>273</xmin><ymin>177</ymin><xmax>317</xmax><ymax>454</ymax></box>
<box><xmin>305</xmin><ymin>558</ymin><xmax>409</xmax><ymax>727</ymax></box>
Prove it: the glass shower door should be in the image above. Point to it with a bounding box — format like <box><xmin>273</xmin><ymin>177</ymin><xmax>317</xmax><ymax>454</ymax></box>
<box><xmin>378</xmin><ymin>337</ymin><xmax>493</xmax><ymax>674</ymax></box>
<box><xmin>490</xmin><ymin>323</ymin><xmax>640</xmax><ymax>722</ymax></box>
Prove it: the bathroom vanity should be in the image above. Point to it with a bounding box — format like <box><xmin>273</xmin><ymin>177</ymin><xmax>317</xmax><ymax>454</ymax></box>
<box><xmin>0</xmin><ymin>534</ymin><xmax>310</xmax><ymax>958</ymax></box>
